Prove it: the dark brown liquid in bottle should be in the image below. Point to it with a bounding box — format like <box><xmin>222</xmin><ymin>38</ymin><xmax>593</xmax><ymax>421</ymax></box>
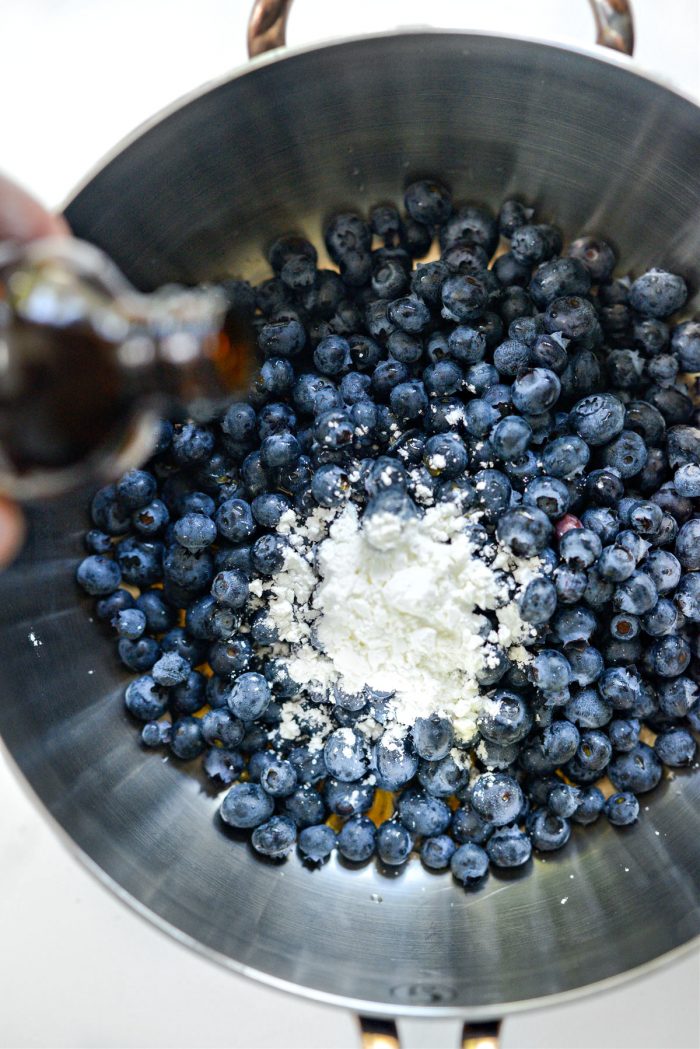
<box><xmin>0</xmin><ymin>239</ymin><xmax>255</xmax><ymax>495</ymax></box>
<box><xmin>0</xmin><ymin>315</ymin><xmax>132</xmax><ymax>473</ymax></box>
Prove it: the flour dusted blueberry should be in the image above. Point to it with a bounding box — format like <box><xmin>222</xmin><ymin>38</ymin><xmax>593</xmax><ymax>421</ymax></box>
<box><xmin>79</xmin><ymin>180</ymin><xmax>699</xmax><ymax>886</ymax></box>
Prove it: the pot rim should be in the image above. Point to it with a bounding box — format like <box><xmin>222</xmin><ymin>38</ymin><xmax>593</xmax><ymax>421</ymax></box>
<box><xmin>43</xmin><ymin>23</ymin><xmax>700</xmax><ymax>1022</ymax></box>
<box><xmin>62</xmin><ymin>24</ymin><xmax>700</xmax><ymax>216</ymax></box>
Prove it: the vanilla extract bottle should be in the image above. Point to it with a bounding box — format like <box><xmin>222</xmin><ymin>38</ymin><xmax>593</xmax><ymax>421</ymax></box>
<box><xmin>0</xmin><ymin>237</ymin><xmax>254</xmax><ymax>498</ymax></box>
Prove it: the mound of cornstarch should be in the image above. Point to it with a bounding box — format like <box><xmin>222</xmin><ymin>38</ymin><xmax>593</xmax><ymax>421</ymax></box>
<box><xmin>263</xmin><ymin>502</ymin><xmax>540</xmax><ymax>743</ymax></box>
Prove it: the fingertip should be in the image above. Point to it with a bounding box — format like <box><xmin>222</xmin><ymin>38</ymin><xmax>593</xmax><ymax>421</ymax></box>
<box><xmin>0</xmin><ymin>497</ymin><xmax>25</xmax><ymax>568</ymax></box>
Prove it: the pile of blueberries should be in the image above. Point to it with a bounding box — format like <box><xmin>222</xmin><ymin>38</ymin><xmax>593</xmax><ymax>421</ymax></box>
<box><xmin>76</xmin><ymin>179</ymin><xmax>700</xmax><ymax>886</ymax></box>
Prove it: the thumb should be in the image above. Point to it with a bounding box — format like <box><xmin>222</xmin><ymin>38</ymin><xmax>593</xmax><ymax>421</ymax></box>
<box><xmin>0</xmin><ymin>497</ymin><xmax>25</xmax><ymax>568</ymax></box>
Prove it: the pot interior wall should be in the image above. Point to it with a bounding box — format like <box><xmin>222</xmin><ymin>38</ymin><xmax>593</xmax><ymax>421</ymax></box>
<box><xmin>0</xmin><ymin>32</ymin><xmax>698</xmax><ymax>1015</ymax></box>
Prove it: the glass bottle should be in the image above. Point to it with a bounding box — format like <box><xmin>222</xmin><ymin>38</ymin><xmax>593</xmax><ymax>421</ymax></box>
<box><xmin>0</xmin><ymin>237</ymin><xmax>254</xmax><ymax>498</ymax></box>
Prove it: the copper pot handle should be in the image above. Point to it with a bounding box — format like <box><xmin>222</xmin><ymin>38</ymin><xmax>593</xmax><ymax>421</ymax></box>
<box><xmin>247</xmin><ymin>0</ymin><xmax>634</xmax><ymax>58</ymax></box>
<box><xmin>359</xmin><ymin>1016</ymin><xmax>501</xmax><ymax>1049</ymax></box>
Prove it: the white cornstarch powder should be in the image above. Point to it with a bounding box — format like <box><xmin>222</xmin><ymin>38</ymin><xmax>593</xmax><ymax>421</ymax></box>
<box><xmin>261</xmin><ymin>501</ymin><xmax>541</xmax><ymax>744</ymax></box>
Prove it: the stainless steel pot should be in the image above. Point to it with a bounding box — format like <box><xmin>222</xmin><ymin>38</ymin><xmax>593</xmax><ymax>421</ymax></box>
<box><xmin>1</xmin><ymin>2</ymin><xmax>699</xmax><ymax>1045</ymax></box>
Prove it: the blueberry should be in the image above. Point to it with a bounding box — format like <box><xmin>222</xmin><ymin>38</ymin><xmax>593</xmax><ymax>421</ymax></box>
<box><xmin>227</xmin><ymin>672</ymin><xmax>271</xmax><ymax>720</ymax></box>
<box><xmin>608</xmin><ymin>743</ymin><xmax>662</xmax><ymax>793</ymax></box>
<box><xmin>470</xmin><ymin>773</ymin><xmax>523</xmax><ymax>826</ymax></box>
<box><xmin>151</xmin><ymin>651</ymin><xmax>190</xmax><ymax>687</ymax></box>
<box><xmin>530</xmin><ymin>256</ymin><xmax>591</xmax><ymax>307</ymax></box>
<box><xmin>116</xmin><ymin>469</ymin><xmax>157</xmax><ymax>511</ymax></box>
<box><xmin>298</xmin><ymin>824</ymin><xmax>337</xmax><ymax>865</ymax></box>
<box><xmin>493</xmin><ymin>338</ymin><xmax>530</xmax><ymax>377</ymax></box>
<box><xmin>613</xmin><ymin>571</ymin><xmax>658</xmax><ymax>615</ymax></box>
<box><xmin>567</xmin><ymin>646</ymin><xmax>604</xmax><ymax>686</ymax></box>
<box><xmin>259</xmin><ymin>433</ymin><xmax>300</xmax><ymax>472</ymax></box>
<box><xmin>311</xmin><ymin>464</ymin><xmax>352</xmax><ymax>507</ymax></box>
<box><xmin>250</xmin><ymin>816</ymin><xmax>297</xmax><ymax>859</ymax></box>
<box><xmin>441</xmin><ymin>274</ymin><xmax>488</xmax><ymax>322</ymax></box>
<box><xmin>423</xmin><ymin>360</ymin><xmax>463</xmax><ymax>399</ymax></box>
<box><xmin>498</xmin><ymin>199</ymin><xmax>532</xmax><ymax>238</ymax></box>
<box><xmin>132</xmin><ymin>499</ymin><xmax>170</xmax><ymax>537</ymax></box>
<box><xmin>421</xmin><ymin>834</ymin><xmax>457</xmax><ymax>870</ymax></box>
<box><xmin>313</xmin><ymin>335</ymin><xmax>352</xmax><ymax>377</ymax></box>
<box><xmin>571</xmin><ymin>786</ymin><xmax>605</xmax><ymax>825</ymax></box>
<box><xmin>519</xmin><ymin>577</ymin><xmax>557</xmax><ymax>625</ymax></box>
<box><xmin>90</xmin><ymin>485</ymin><xmax>132</xmax><ymax>536</ymax></box>
<box><xmin>450</xmin><ymin>843</ymin><xmax>489</xmax><ymax>886</ymax></box>
<box><xmin>323</xmin><ymin>778</ymin><xmax>374</xmax><ymax>818</ymax></box>
<box><xmin>418</xmin><ymin>754</ymin><xmax>468</xmax><ymax>797</ymax></box>
<box><xmin>597</xmin><ymin>545</ymin><xmax>636</xmax><ymax>582</ymax></box>
<box><xmin>76</xmin><ymin>554</ymin><xmax>121</xmax><ymax>596</ymax></box>
<box><xmin>564</xmin><ymin>689</ymin><xmax>612</xmax><ymax>728</ymax></box>
<box><xmin>251</xmin><ymin>534</ymin><xmax>287</xmax><ymax>575</ymax></box>
<box><xmin>478</xmin><ymin>691</ymin><xmax>532</xmax><ymax>744</ymax></box>
<box><xmin>658</xmin><ymin>677</ymin><xmax>698</xmax><ymax>717</ymax></box>
<box><xmin>675</xmin><ymin>519</ymin><xmax>700</xmax><ymax>571</ymax></box>
<box><xmin>384</xmin><ymin>294</ymin><xmax>430</xmax><ymax>335</ymax></box>
<box><xmin>211</xmin><ymin>569</ymin><xmax>249</xmax><ymax>609</ymax></box>
<box><xmin>560</xmin><ymin>528</ymin><xmax>602</xmax><ymax>568</ymax></box>
<box><xmin>171</xmin><ymin>423</ymin><xmax>215</xmax><ymax>465</ymax></box>
<box><xmin>221</xmin><ymin>782</ymin><xmax>275</xmax><ymax>829</ymax></box>
<box><xmin>529</xmin><ymin>650</ymin><xmax>571</xmax><ymax>692</ymax></box>
<box><xmin>647</xmin><ymin>635</ymin><xmax>691</xmax><ymax>678</ymax></box>
<box><xmin>548</xmin><ymin>783</ymin><xmax>583</xmax><ymax>818</ymax></box>
<box><xmin>654</xmin><ymin>728</ymin><xmax>696</xmax><ymax>767</ymax></box>
<box><xmin>411</xmin><ymin>715</ymin><xmax>454</xmax><ymax>760</ymax></box>
<box><xmin>672</xmin><ymin>319</ymin><xmax>700</xmax><ymax>371</ymax></box>
<box><xmin>404</xmin><ymin>179</ymin><xmax>452</xmax><ymax>226</ymax></box>
<box><xmin>487</xmin><ymin>826</ymin><xmax>532</xmax><ymax>868</ymax></box>
<box><xmin>202</xmin><ymin>746</ymin><xmax>244</xmax><ymax>785</ymax></box>
<box><xmin>201</xmin><ymin>709</ymin><xmax>245</xmax><ymax>748</ymax></box>
<box><xmin>529</xmin><ymin>810</ymin><xmax>571</xmax><ymax>851</ymax></box>
<box><xmin>376</xmin><ymin>821</ymin><xmax>413</xmax><ymax>866</ymax></box>
<box><xmin>423</xmin><ymin>433</ymin><xmax>469</xmax><ymax>478</ymax></box>
<box><xmin>598</xmin><ymin>667</ymin><xmax>641</xmax><ymax>711</ymax></box>
<box><xmin>491</xmin><ymin>416</ymin><xmax>532</xmax><ymax>460</ymax></box>
<box><xmin>117</xmin><ymin>636</ymin><xmax>161</xmax><ymax>672</ymax></box>
<box><xmin>609</xmin><ymin>613</ymin><xmax>640</xmax><ymax>642</ymax></box>
<box><xmin>545</xmin><ymin>296</ymin><xmax>597</xmax><ymax>339</ymax></box>
<box><xmin>125</xmin><ymin>675</ymin><xmax>168</xmax><ymax>721</ymax></box>
<box><xmin>600</xmin><ymin>431</ymin><xmax>648</xmax><ymax>479</ymax></box>
<box><xmin>511</xmin><ymin>224</ymin><xmax>561</xmax><ymax>264</ymax></box>
<box><xmin>411</xmin><ymin>261</ymin><xmax>449</xmax><ymax>308</ymax></box>
<box><xmin>604</xmin><ymin>792</ymin><xmax>639</xmax><ymax>827</ymax></box>
<box><xmin>541</xmin><ymin>435</ymin><xmax>590</xmax><ymax>478</ymax></box>
<box><xmin>390</xmin><ymin>381</ymin><xmax>429</xmax><ymax>424</ymax></box>
<box><xmin>136</xmin><ymin>589</ymin><xmax>175</xmax><ymax>634</ymax></box>
<box><xmin>216</xmin><ymin>498</ymin><xmax>256</xmax><ymax>543</ymax></box>
<box><xmin>397</xmin><ymin>789</ymin><xmax>451</xmax><ymax>836</ymax></box>
<box><xmin>511</xmin><ymin>368</ymin><xmax>561</xmax><ymax>414</ymax></box>
<box><xmin>323</xmin><ymin>728</ymin><xmax>369</xmax><ymax>782</ymax></box>
<box><xmin>163</xmin><ymin>543</ymin><xmax>213</xmax><ymax>593</ymax></box>
<box><xmin>171</xmin><ymin>513</ymin><xmax>216</xmax><ymax>553</ymax></box>
<box><xmin>524</xmin><ymin>476</ymin><xmax>570</xmax><ymax>519</ymax></box>
<box><xmin>629</xmin><ymin>268</ymin><xmax>687</xmax><ymax>318</ymax></box>
<box><xmin>168</xmin><ymin>716</ymin><xmax>205</xmax><ymax>760</ymax></box>
<box><xmin>450</xmin><ymin>800</ymin><xmax>493</xmax><ymax>845</ymax></box>
<box><xmin>441</xmin><ymin>205</ymin><xmax>499</xmax><ymax>255</ymax></box>
<box><xmin>337</xmin><ymin>815</ymin><xmax>376</xmax><ymax>862</ymax></box>
<box><xmin>674</xmin><ymin>463</ymin><xmax>700</xmax><ymax>497</ymax></box>
<box><xmin>113</xmin><ymin>608</ymin><xmax>147</xmax><ymax>640</ymax></box>
<box><xmin>141</xmin><ymin>720</ymin><xmax>171</xmax><ymax>748</ymax></box>
<box><xmin>566</xmin><ymin>236</ymin><xmax>616</xmax><ymax>283</ymax></box>
<box><xmin>496</xmin><ymin>506</ymin><xmax>552</xmax><ymax>556</ymax></box>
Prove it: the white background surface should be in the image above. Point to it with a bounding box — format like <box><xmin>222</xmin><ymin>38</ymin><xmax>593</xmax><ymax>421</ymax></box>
<box><xmin>1</xmin><ymin>2</ymin><xmax>700</xmax><ymax>1047</ymax></box>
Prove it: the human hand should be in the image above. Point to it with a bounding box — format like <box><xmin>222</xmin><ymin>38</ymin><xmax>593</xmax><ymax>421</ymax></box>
<box><xmin>0</xmin><ymin>173</ymin><xmax>70</xmax><ymax>566</ymax></box>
